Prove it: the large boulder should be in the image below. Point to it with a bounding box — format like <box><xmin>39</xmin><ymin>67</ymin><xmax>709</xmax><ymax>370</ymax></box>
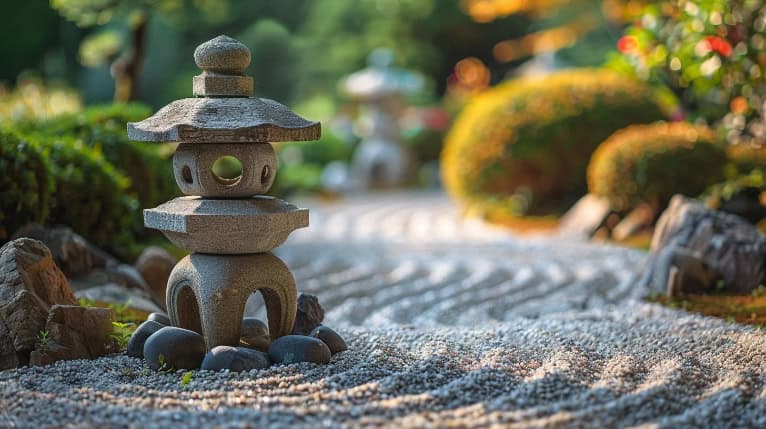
<box><xmin>0</xmin><ymin>238</ymin><xmax>77</xmax><ymax>369</ymax></box>
<box><xmin>639</xmin><ymin>195</ymin><xmax>766</xmax><ymax>296</ymax></box>
<box><xmin>28</xmin><ymin>305</ymin><xmax>118</xmax><ymax>366</ymax></box>
<box><xmin>11</xmin><ymin>224</ymin><xmax>116</xmax><ymax>277</ymax></box>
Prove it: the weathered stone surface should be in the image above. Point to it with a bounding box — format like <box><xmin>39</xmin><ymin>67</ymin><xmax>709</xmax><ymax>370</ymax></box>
<box><xmin>144</xmin><ymin>196</ymin><xmax>308</xmax><ymax>254</ymax></box>
<box><xmin>240</xmin><ymin>317</ymin><xmax>270</xmax><ymax>352</ymax></box>
<box><xmin>166</xmin><ymin>252</ymin><xmax>297</xmax><ymax>350</ymax></box>
<box><xmin>127</xmin><ymin>320</ymin><xmax>165</xmax><ymax>358</ymax></box>
<box><xmin>268</xmin><ymin>335</ymin><xmax>331</xmax><ymax>365</ymax></box>
<box><xmin>127</xmin><ymin>97</ymin><xmax>320</xmax><ymax>143</ymax></box>
<box><xmin>11</xmin><ymin>224</ymin><xmax>113</xmax><ymax>277</ymax></box>
<box><xmin>135</xmin><ymin>246</ymin><xmax>176</xmax><ymax>307</ymax></box>
<box><xmin>557</xmin><ymin>194</ymin><xmax>612</xmax><ymax>239</ymax></box>
<box><xmin>143</xmin><ymin>327</ymin><xmax>206</xmax><ymax>370</ymax></box>
<box><xmin>639</xmin><ymin>195</ymin><xmax>766</xmax><ymax>295</ymax></box>
<box><xmin>200</xmin><ymin>346</ymin><xmax>270</xmax><ymax>371</ymax></box>
<box><xmin>193</xmin><ymin>74</ymin><xmax>253</xmax><ymax>98</ymax></box>
<box><xmin>147</xmin><ymin>312</ymin><xmax>171</xmax><ymax>326</ymax></box>
<box><xmin>309</xmin><ymin>326</ymin><xmax>347</xmax><ymax>355</ymax></box>
<box><xmin>194</xmin><ymin>35</ymin><xmax>250</xmax><ymax>75</ymax></box>
<box><xmin>172</xmin><ymin>143</ymin><xmax>276</xmax><ymax>197</ymax></box>
<box><xmin>292</xmin><ymin>293</ymin><xmax>324</xmax><ymax>335</ymax></box>
<box><xmin>612</xmin><ymin>203</ymin><xmax>657</xmax><ymax>242</ymax></box>
<box><xmin>69</xmin><ymin>263</ymin><xmax>151</xmax><ymax>294</ymax></box>
<box><xmin>0</xmin><ymin>239</ymin><xmax>77</xmax><ymax>369</ymax></box>
<box><xmin>29</xmin><ymin>305</ymin><xmax>117</xmax><ymax>366</ymax></box>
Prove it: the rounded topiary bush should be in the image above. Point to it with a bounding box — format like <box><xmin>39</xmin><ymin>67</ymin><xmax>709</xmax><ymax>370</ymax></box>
<box><xmin>726</xmin><ymin>144</ymin><xmax>766</xmax><ymax>175</ymax></box>
<box><xmin>32</xmin><ymin>136</ymin><xmax>137</xmax><ymax>250</ymax></box>
<box><xmin>441</xmin><ymin>69</ymin><xmax>666</xmax><ymax>215</ymax></box>
<box><xmin>587</xmin><ymin>122</ymin><xmax>727</xmax><ymax>212</ymax></box>
<box><xmin>0</xmin><ymin>131</ymin><xmax>53</xmax><ymax>238</ymax></box>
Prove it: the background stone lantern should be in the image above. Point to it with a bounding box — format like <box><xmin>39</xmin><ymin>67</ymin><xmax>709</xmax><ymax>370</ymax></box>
<box><xmin>127</xmin><ymin>35</ymin><xmax>320</xmax><ymax>350</ymax></box>
<box><xmin>340</xmin><ymin>49</ymin><xmax>424</xmax><ymax>189</ymax></box>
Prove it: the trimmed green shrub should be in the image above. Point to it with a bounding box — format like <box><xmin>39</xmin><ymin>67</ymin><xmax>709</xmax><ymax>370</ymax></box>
<box><xmin>16</xmin><ymin>103</ymin><xmax>177</xmax><ymax>209</ymax></box>
<box><xmin>587</xmin><ymin>122</ymin><xmax>727</xmax><ymax>212</ymax></box>
<box><xmin>31</xmin><ymin>135</ymin><xmax>137</xmax><ymax>251</ymax></box>
<box><xmin>726</xmin><ymin>144</ymin><xmax>766</xmax><ymax>176</ymax></box>
<box><xmin>441</xmin><ymin>69</ymin><xmax>666</xmax><ymax>216</ymax></box>
<box><xmin>0</xmin><ymin>131</ymin><xmax>53</xmax><ymax>238</ymax></box>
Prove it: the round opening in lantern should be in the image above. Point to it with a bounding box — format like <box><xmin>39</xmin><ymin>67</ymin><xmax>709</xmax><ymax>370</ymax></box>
<box><xmin>212</xmin><ymin>155</ymin><xmax>243</xmax><ymax>186</ymax></box>
<box><xmin>181</xmin><ymin>165</ymin><xmax>194</xmax><ymax>184</ymax></box>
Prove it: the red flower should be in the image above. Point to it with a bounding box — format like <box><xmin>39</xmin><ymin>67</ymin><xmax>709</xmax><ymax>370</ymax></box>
<box><xmin>705</xmin><ymin>36</ymin><xmax>732</xmax><ymax>57</ymax></box>
<box><xmin>617</xmin><ymin>36</ymin><xmax>638</xmax><ymax>53</ymax></box>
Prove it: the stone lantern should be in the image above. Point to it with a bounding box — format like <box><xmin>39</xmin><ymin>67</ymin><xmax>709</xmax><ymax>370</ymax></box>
<box><xmin>127</xmin><ymin>36</ymin><xmax>320</xmax><ymax>350</ymax></box>
<box><xmin>340</xmin><ymin>49</ymin><xmax>423</xmax><ymax>188</ymax></box>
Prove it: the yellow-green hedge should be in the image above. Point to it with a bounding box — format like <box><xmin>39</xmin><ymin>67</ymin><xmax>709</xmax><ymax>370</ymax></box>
<box><xmin>441</xmin><ymin>69</ymin><xmax>665</xmax><ymax>215</ymax></box>
<box><xmin>587</xmin><ymin>122</ymin><xmax>727</xmax><ymax>211</ymax></box>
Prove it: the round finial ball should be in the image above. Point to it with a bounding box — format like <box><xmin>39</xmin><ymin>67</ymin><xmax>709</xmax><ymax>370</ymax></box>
<box><xmin>194</xmin><ymin>35</ymin><xmax>251</xmax><ymax>74</ymax></box>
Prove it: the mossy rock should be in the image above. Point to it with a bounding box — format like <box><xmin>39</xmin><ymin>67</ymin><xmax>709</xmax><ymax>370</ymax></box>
<box><xmin>441</xmin><ymin>69</ymin><xmax>666</xmax><ymax>216</ymax></box>
<box><xmin>588</xmin><ymin>122</ymin><xmax>727</xmax><ymax>212</ymax></box>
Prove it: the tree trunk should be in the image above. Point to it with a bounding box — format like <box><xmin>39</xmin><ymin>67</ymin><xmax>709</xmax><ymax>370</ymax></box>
<box><xmin>112</xmin><ymin>12</ymin><xmax>148</xmax><ymax>102</ymax></box>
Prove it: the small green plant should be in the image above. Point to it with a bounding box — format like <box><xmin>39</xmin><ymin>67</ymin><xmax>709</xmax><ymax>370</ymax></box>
<box><xmin>181</xmin><ymin>371</ymin><xmax>193</xmax><ymax>386</ymax></box>
<box><xmin>157</xmin><ymin>353</ymin><xmax>173</xmax><ymax>373</ymax></box>
<box><xmin>37</xmin><ymin>330</ymin><xmax>50</xmax><ymax>349</ymax></box>
<box><xmin>108</xmin><ymin>321</ymin><xmax>134</xmax><ymax>350</ymax></box>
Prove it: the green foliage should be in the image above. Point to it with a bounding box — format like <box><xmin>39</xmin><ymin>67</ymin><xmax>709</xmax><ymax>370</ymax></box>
<box><xmin>0</xmin><ymin>131</ymin><xmax>53</xmax><ymax>238</ymax></box>
<box><xmin>180</xmin><ymin>371</ymin><xmax>193</xmax><ymax>386</ymax></box>
<box><xmin>108</xmin><ymin>321</ymin><xmax>135</xmax><ymax>350</ymax></box>
<box><xmin>588</xmin><ymin>122</ymin><xmax>728</xmax><ymax>211</ymax></box>
<box><xmin>270</xmin><ymin>129</ymin><xmax>352</xmax><ymax>197</ymax></box>
<box><xmin>238</xmin><ymin>20</ymin><xmax>300</xmax><ymax>103</ymax></box>
<box><xmin>441</xmin><ymin>69</ymin><xmax>666</xmax><ymax>216</ymax></box>
<box><xmin>30</xmin><ymin>135</ymin><xmax>137</xmax><ymax>251</ymax></box>
<box><xmin>608</xmin><ymin>0</ymin><xmax>766</xmax><ymax>145</ymax></box>
<box><xmin>15</xmin><ymin>103</ymin><xmax>177</xmax><ymax>217</ymax></box>
<box><xmin>38</xmin><ymin>330</ymin><xmax>50</xmax><ymax>349</ymax></box>
<box><xmin>405</xmin><ymin>128</ymin><xmax>446</xmax><ymax>164</ymax></box>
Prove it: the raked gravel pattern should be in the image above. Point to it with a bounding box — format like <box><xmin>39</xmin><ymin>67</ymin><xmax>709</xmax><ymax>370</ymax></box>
<box><xmin>2</xmin><ymin>191</ymin><xmax>766</xmax><ymax>428</ymax></box>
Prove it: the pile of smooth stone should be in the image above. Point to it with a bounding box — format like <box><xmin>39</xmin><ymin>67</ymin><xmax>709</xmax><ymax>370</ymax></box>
<box><xmin>127</xmin><ymin>294</ymin><xmax>346</xmax><ymax>372</ymax></box>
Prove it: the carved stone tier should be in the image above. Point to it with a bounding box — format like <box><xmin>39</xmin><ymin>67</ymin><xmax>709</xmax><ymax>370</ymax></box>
<box><xmin>144</xmin><ymin>196</ymin><xmax>308</xmax><ymax>254</ymax></box>
<box><xmin>173</xmin><ymin>143</ymin><xmax>276</xmax><ymax>197</ymax></box>
<box><xmin>126</xmin><ymin>97</ymin><xmax>321</xmax><ymax>143</ymax></box>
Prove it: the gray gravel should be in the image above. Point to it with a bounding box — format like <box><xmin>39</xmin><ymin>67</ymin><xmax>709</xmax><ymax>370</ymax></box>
<box><xmin>2</xmin><ymin>192</ymin><xmax>765</xmax><ymax>428</ymax></box>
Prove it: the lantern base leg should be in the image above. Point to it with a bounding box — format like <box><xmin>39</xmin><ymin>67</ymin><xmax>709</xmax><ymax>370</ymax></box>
<box><xmin>166</xmin><ymin>252</ymin><xmax>297</xmax><ymax>350</ymax></box>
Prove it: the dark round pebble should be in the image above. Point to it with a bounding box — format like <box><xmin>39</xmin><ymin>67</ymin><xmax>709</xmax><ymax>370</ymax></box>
<box><xmin>143</xmin><ymin>326</ymin><xmax>206</xmax><ymax>370</ymax></box>
<box><xmin>269</xmin><ymin>335</ymin><xmax>331</xmax><ymax>365</ymax></box>
<box><xmin>241</xmin><ymin>318</ymin><xmax>270</xmax><ymax>351</ymax></box>
<box><xmin>201</xmin><ymin>346</ymin><xmax>270</xmax><ymax>372</ymax></box>
<box><xmin>309</xmin><ymin>326</ymin><xmax>347</xmax><ymax>355</ymax></box>
<box><xmin>127</xmin><ymin>320</ymin><xmax>165</xmax><ymax>358</ymax></box>
<box><xmin>147</xmin><ymin>312</ymin><xmax>171</xmax><ymax>326</ymax></box>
